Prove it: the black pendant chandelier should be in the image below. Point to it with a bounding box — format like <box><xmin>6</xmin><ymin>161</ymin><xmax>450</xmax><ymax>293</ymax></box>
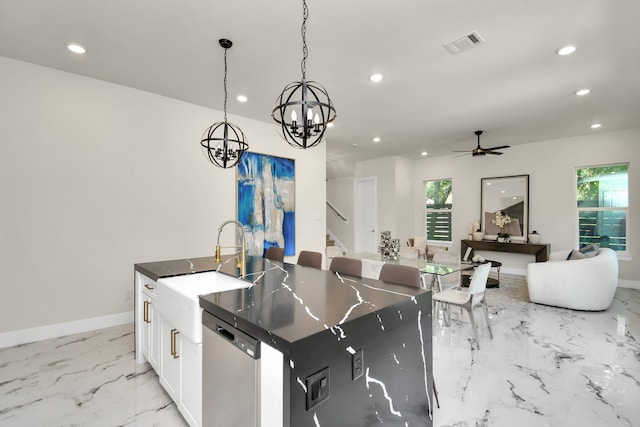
<box><xmin>201</xmin><ymin>39</ymin><xmax>249</xmax><ymax>168</ymax></box>
<box><xmin>272</xmin><ymin>0</ymin><xmax>336</xmax><ymax>149</ymax></box>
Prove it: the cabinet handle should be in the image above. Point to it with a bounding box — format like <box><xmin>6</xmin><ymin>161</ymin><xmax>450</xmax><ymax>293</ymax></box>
<box><xmin>143</xmin><ymin>301</ymin><xmax>150</xmax><ymax>323</ymax></box>
<box><xmin>144</xmin><ymin>284</ymin><xmax>155</xmax><ymax>290</ymax></box>
<box><xmin>170</xmin><ymin>329</ymin><xmax>180</xmax><ymax>359</ymax></box>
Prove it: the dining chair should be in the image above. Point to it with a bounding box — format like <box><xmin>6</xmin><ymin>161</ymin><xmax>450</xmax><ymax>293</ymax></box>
<box><xmin>399</xmin><ymin>246</ymin><xmax>420</xmax><ymax>260</ymax></box>
<box><xmin>432</xmin><ymin>250</ymin><xmax>461</xmax><ymax>290</ymax></box>
<box><xmin>378</xmin><ymin>264</ymin><xmax>421</xmax><ymax>288</ymax></box>
<box><xmin>265</xmin><ymin>246</ymin><xmax>284</xmax><ymax>262</ymax></box>
<box><xmin>407</xmin><ymin>236</ymin><xmax>427</xmax><ymax>259</ymax></box>
<box><xmin>297</xmin><ymin>250</ymin><xmax>322</xmax><ymax>269</ymax></box>
<box><xmin>329</xmin><ymin>257</ymin><xmax>362</xmax><ymax>278</ymax></box>
<box><xmin>431</xmin><ymin>262</ymin><xmax>493</xmax><ymax>349</ymax></box>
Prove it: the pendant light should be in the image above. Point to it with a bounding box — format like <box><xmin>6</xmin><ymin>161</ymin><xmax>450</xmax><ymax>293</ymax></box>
<box><xmin>271</xmin><ymin>0</ymin><xmax>336</xmax><ymax>149</ymax></box>
<box><xmin>200</xmin><ymin>39</ymin><xmax>249</xmax><ymax>168</ymax></box>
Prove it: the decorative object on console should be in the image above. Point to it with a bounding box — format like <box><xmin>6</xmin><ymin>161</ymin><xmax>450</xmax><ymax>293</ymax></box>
<box><xmin>379</xmin><ymin>231</ymin><xmax>400</xmax><ymax>260</ymax></box>
<box><xmin>200</xmin><ymin>39</ymin><xmax>249</xmax><ymax>168</ymax></box>
<box><xmin>271</xmin><ymin>0</ymin><xmax>336</xmax><ymax>149</ymax></box>
<box><xmin>528</xmin><ymin>230</ymin><xmax>541</xmax><ymax>244</ymax></box>
<box><xmin>492</xmin><ymin>210</ymin><xmax>511</xmax><ymax>242</ymax></box>
<box><xmin>473</xmin><ymin>230</ymin><xmax>484</xmax><ymax>241</ymax></box>
<box><xmin>481</xmin><ymin>174</ymin><xmax>529</xmax><ymax>241</ymax></box>
<box><xmin>238</xmin><ymin>152</ymin><xmax>295</xmax><ymax>256</ymax></box>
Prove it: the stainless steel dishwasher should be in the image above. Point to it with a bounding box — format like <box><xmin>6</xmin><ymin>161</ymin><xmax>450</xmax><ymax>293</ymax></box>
<box><xmin>202</xmin><ymin>310</ymin><xmax>261</xmax><ymax>427</ymax></box>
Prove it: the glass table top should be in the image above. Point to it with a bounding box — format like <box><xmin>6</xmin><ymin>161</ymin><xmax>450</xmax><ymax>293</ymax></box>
<box><xmin>349</xmin><ymin>252</ymin><xmax>473</xmax><ymax>275</ymax></box>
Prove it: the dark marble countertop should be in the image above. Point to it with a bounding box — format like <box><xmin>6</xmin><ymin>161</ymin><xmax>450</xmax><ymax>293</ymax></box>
<box><xmin>134</xmin><ymin>256</ymin><xmax>220</xmax><ymax>281</ymax></box>
<box><xmin>199</xmin><ymin>255</ymin><xmax>430</xmax><ymax>354</ymax></box>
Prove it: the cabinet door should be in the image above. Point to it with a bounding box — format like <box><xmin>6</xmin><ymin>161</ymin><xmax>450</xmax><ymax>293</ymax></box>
<box><xmin>160</xmin><ymin>318</ymin><xmax>181</xmax><ymax>401</ymax></box>
<box><xmin>180</xmin><ymin>339</ymin><xmax>202</xmax><ymax>426</ymax></box>
<box><xmin>149</xmin><ymin>302</ymin><xmax>161</xmax><ymax>371</ymax></box>
<box><xmin>141</xmin><ymin>295</ymin><xmax>152</xmax><ymax>360</ymax></box>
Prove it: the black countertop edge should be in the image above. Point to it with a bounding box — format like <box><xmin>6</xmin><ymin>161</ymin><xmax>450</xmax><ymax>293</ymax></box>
<box><xmin>134</xmin><ymin>255</ymin><xmax>221</xmax><ymax>281</ymax></box>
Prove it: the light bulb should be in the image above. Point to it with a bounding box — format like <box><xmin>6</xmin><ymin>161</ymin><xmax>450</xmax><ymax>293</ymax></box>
<box><xmin>314</xmin><ymin>113</ymin><xmax>320</xmax><ymax>124</ymax></box>
<box><xmin>307</xmin><ymin>109</ymin><xmax>313</xmax><ymax>120</ymax></box>
<box><xmin>291</xmin><ymin>110</ymin><xmax>297</xmax><ymax>122</ymax></box>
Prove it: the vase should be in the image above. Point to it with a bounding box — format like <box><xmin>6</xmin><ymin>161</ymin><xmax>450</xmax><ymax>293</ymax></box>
<box><xmin>528</xmin><ymin>233</ymin><xmax>541</xmax><ymax>244</ymax></box>
<box><xmin>473</xmin><ymin>231</ymin><xmax>484</xmax><ymax>241</ymax></box>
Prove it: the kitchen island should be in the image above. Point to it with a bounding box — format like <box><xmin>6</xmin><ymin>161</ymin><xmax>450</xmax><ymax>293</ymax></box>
<box><xmin>135</xmin><ymin>255</ymin><xmax>433</xmax><ymax>426</ymax></box>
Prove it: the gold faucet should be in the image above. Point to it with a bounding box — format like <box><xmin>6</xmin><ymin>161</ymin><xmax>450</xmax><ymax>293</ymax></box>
<box><xmin>215</xmin><ymin>219</ymin><xmax>247</xmax><ymax>277</ymax></box>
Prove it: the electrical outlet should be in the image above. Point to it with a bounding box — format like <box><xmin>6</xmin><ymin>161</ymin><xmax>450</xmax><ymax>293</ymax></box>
<box><xmin>306</xmin><ymin>367</ymin><xmax>330</xmax><ymax>410</ymax></box>
<box><xmin>352</xmin><ymin>348</ymin><xmax>363</xmax><ymax>380</ymax></box>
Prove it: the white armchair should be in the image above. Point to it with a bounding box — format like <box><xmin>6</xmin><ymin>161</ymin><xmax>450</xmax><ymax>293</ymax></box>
<box><xmin>526</xmin><ymin>248</ymin><xmax>618</xmax><ymax>311</ymax></box>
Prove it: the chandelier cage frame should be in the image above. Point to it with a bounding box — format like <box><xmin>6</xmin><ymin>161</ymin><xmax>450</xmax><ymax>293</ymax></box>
<box><xmin>200</xmin><ymin>38</ymin><xmax>249</xmax><ymax>168</ymax></box>
<box><xmin>271</xmin><ymin>0</ymin><xmax>336</xmax><ymax>149</ymax></box>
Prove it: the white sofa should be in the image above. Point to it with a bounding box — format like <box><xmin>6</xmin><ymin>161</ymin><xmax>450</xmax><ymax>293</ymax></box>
<box><xmin>526</xmin><ymin>248</ymin><xmax>618</xmax><ymax>311</ymax></box>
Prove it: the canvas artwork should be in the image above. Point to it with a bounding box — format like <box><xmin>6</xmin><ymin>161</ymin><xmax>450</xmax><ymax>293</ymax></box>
<box><xmin>237</xmin><ymin>152</ymin><xmax>295</xmax><ymax>256</ymax></box>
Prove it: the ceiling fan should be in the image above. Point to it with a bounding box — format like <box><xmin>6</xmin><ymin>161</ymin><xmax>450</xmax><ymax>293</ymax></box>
<box><xmin>454</xmin><ymin>130</ymin><xmax>510</xmax><ymax>157</ymax></box>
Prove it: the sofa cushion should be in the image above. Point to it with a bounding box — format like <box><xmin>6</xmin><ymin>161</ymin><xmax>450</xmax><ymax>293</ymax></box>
<box><xmin>580</xmin><ymin>243</ymin><xmax>600</xmax><ymax>257</ymax></box>
<box><xmin>566</xmin><ymin>243</ymin><xmax>600</xmax><ymax>260</ymax></box>
<box><xmin>567</xmin><ymin>249</ymin><xmax>586</xmax><ymax>260</ymax></box>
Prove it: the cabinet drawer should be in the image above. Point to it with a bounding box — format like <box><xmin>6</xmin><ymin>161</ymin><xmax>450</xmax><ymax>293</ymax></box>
<box><xmin>138</xmin><ymin>272</ymin><xmax>158</xmax><ymax>298</ymax></box>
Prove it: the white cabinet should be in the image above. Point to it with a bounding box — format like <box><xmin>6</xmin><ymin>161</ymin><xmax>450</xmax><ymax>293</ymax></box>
<box><xmin>159</xmin><ymin>317</ymin><xmax>181</xmax><ymax>399</ymax></box>
<box><xmin>159</xmin><ymin>316</ymin><xmax>202</xmax><ymax>427</ymax></box>
<box><xmin>135</xmin><ymin>272</ymin><xmax>160</xmax><ymax>371</ymax></box>
<box><xmin>180</xmin><ymin>337</ymin><xmax>202</xmax><ymax>426</ymax></box>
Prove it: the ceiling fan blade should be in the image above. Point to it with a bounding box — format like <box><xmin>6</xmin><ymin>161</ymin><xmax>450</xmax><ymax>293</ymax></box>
<box><xmin>452</xmin><ymin>150</ymin><xmax>472</xmax><ymax>153</ymax></box>
<box><xmin>484</xmin><ymin>145</ymin><xmax>510</xmax><ymax>150</ymax></box>
<box><xmin>485</xmin><ymin>150</ymin><xmax>504</xmax><ymax>155</ymax></box>
<box><xmin>453</xmin><ymin>152</ymin><xmax>472</xmax><ymax>158</ymax></box>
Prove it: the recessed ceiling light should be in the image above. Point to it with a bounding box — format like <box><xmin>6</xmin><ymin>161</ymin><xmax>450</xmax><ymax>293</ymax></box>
<box><xmin>556</xmin><ymin>45</ymin><xmax>576</xmax><ymax>56</ymax></box>
<box><xmin>327</xmin><ymin>122</ymin><xmax>334</xmax><ymax>128</ymax></box>
<box><xmin>236</xmin><ymin>95</ymin><xmax>248</xmax><ymax>103</ymax></box>
<box><xmin>67</xmin><ymin>42</ymin><xmax>86</xmax><ymax>54</ymax></box>
<box><xmin>590</xmin><ymin>123</ymin><xmax>602</xmax><ymax>129</ymax></box>
<box><xmin>421</xmin><ymin>151</ymin><xmax>428</xmax><ymax>156</ymax></box>
<box><xmin>369</xmin><ymin>73</ymin><xmax>384</xmax><ymax>82</ymax></box>
<box><xmin>575</xmin><ymin>89</ymin><xmax>590</xmax><ymax>96</ymax></box>
<box><xmin>373</xmin><ymin>137</ymin><xmax>381</xmax><ymax>143</ymax></box>
<box><xmin>352</xmin><ymin>143</ymin><xmax>358</xmax><ymax>147</ymax></box>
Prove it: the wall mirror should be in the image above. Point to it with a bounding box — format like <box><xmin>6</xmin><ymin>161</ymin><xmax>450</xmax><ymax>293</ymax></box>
<box><xmin>481</xmin><ymin>175</ymin><xmax>529</xmax><ymax>241</ymax></box>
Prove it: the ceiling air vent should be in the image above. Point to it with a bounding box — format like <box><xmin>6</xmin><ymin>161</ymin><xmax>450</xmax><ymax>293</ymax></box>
<box><xmin>443</xmin><ymin>31</ymin><xmax>484</xmax><ymax>54</ymax></box>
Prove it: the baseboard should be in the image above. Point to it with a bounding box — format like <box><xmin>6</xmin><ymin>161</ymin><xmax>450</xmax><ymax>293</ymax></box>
<box><xmin>0</xmin><ymin>311</ymin><xmax>134</xmax><ymax>349</ymax></box>
<box><xmin>618</xmin><ymin>279</ymin><xmax>640</xmax><ymax>289</ymax></box>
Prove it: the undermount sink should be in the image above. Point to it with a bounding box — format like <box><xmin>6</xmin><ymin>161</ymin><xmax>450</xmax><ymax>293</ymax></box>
<box><xmin>157</xmin><ymin>271</ymin><xmax>251</xmax><ymax>343</ymax></box>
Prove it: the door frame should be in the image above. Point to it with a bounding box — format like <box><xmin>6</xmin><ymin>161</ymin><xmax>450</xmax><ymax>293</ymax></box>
<box><xmin>354</xmin><ymin>176</ymin><xmax>378</xmax><ymax>253</ymax></box>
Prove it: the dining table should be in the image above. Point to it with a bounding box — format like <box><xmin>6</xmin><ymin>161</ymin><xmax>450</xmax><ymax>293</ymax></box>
<box><xmin>348</xmin><ymin>252</ymin><xmax>474</xmax><ymax>292</ymax></box>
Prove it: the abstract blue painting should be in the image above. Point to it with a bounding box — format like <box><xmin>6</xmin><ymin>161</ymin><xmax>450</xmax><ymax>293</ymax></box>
<box><xmin>237</xmin><ymin>152</ymin><xmax>295</xmax><ymax>257</ymax></box>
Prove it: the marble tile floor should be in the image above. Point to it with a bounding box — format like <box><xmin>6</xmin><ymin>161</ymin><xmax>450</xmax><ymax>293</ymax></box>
<box><xmin>1</xmin><ymin>274</ymin><xmax>638</xmax><ymax>426</ymax></box>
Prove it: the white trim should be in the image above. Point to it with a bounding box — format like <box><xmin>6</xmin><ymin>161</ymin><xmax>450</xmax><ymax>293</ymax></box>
<box><xmin>0</xmin><ymin>311</ymin><xmax>134</xmax><ymax>349</ymax></box>
<box><xmin>618</xmin><ymin>279</ymin><xmax>640</xmax><ymax>289</ymax></box>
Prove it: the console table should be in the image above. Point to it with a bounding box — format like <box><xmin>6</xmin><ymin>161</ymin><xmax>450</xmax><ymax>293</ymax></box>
<box><xmin>461</xmin><ymin>239</ymin><xmax>550</xmax><ymax>263</ymax></box>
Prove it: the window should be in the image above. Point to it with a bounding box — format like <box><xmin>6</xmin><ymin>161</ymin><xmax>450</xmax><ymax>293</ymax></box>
<box><xmin>576</xmin><ymin>164</ymin><xmax>628</xmax><ymax>252</ymax></box>
<box><xmin>425</xmin><ymin>179</ymin><xmax>452</xmax><ymax>242</ymax></box>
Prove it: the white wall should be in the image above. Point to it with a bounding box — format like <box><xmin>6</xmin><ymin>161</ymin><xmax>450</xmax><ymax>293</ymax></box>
<box><xmin>0</xmin><ymin>57</ymin><xmax>326</xmax><ymax>333</ymax></box>
<box><xmin>354</xmin><ymin>156</ymin><xmax>415</xmax><ymax>246</ymax></box>
<box><xmin>413</xmin><ymin>129</ymin><xmax>639</xmax><ymax>280</ymax></box>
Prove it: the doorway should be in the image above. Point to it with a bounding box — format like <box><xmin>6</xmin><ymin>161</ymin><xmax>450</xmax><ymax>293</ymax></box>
<box><xmin>354</xmin><ymin>177</ymin><xmax>377</xmax><ymax>253</ymax></box>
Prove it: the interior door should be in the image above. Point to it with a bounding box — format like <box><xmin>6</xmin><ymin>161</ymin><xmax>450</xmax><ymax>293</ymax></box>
<box><xmin>355</xmin><ymin>177</ymin><xmax>377</xmax><ymax>253</ymax></box>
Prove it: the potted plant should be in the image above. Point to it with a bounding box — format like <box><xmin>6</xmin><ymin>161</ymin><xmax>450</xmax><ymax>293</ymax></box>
<box><xmin>492</xmin><ymin>210</ymin><xmax>512</xmax><ymax>242</ymax></box>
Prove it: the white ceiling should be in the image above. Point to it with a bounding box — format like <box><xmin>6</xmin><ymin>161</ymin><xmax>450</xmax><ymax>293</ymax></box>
<box><xmin>1</xmin><ymin>0</ymin><xmax>639</xmax><ymax>175</ymax></box>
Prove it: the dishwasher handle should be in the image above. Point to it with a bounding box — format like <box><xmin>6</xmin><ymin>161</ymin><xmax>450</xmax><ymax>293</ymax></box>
<box><xmin>203</xmin><ymin>311</ymin><xmax>261</xmax><ymax>360</ymax></box>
